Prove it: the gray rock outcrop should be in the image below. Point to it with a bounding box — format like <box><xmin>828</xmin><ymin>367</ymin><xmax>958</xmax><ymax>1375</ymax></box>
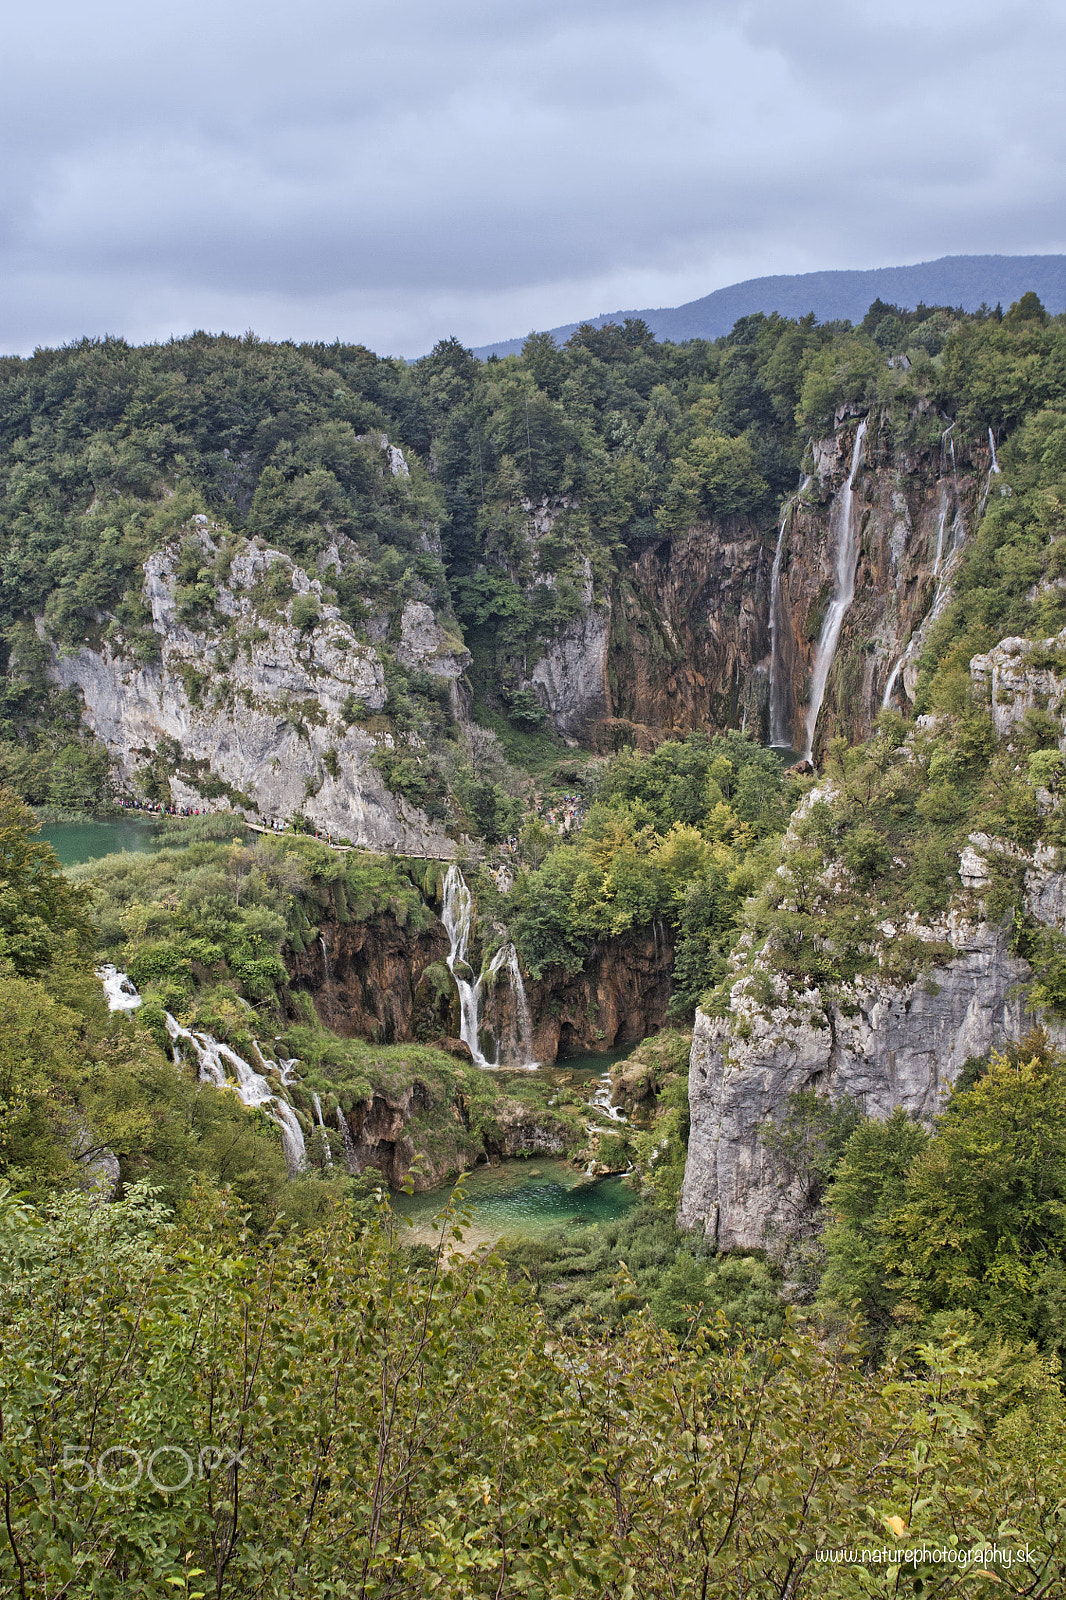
<box><xmin>970</xmin><ymin>631</ymin><xmax>1066</xmax><ymax>747</ymax></box>
<box><xmin>679</xmin><ymin>916</ymin><xmax>1033</xmax><ymax>1250</ymax></box>
<box><xmin>49</xmin><ymin>520</ymin><xmax>460</xmax><ymax>854</ymax></box>
<box><xmin>679</xmin><ymin>764</ymin><xmax>1066</xmax><ymax>1251</ymax></box>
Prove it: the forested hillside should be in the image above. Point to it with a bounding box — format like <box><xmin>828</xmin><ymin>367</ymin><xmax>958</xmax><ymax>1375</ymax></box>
<box><xmin>3</xmin><ymin>290</ymin><xmax>1064</xmax><ymax>821</ymax></box>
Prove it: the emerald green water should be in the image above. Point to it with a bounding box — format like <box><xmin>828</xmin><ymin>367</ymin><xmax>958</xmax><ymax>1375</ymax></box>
<box><xmin>550</xmin><ymin>1045</ymin><xmax>631</xmax><ymax>1080</ymax></box>
<box><xmin>38</xmin><ymin>818</ymin><xmax>161</xmax><ymax>866</ymax></box>
<box><xmin>392</xmin><ymin>1157</ymin><xmax>637</xmax><ymax>1250</ymax></box>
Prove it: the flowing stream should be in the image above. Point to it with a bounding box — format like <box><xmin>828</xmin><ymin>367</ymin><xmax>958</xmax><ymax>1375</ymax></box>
<box><xmin>441</xmin><ymin>864</ymin><xmax>537</xmax><ymax>1068</ymax></box>
<box><xmin>99</xmin><ymin>963</ymin><xmax>307</xmax><ymax>1172</ymax></box>
<box><xmin>802</xmin><ymin>420</ymin><xmax>868</xmax><ymax>761</ymax></box>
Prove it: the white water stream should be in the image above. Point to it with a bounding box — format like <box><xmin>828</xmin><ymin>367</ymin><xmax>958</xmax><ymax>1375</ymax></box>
<box><xmin>802</xmin><ymin>420</ymin><xmax>868</xmax><ymax>761</ymax></box>
<box><xmin>589</xmin><ymin>1072</ymin><xmax>626</xmax><ymax>1125</ymax></box>
<box><xmin>441</xmin><ymin>864</ymin><xmax>538</xmax><ymax>1069</ymax></box>
<box><xmin>99</xmin><ymin>964</ymin><xmax>307</xmax><ymax>1172</ymax></box>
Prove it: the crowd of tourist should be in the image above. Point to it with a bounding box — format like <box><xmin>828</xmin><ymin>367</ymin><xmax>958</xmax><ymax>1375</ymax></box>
<box><xmin>116</xmin><ymin>797</ymin><xmax>209</xmax><ymax>817</ymax></box>
<box><xmin>535</xmin><ymin>791</ymin><xmax>586</xmax><ymax>834</ymax></box>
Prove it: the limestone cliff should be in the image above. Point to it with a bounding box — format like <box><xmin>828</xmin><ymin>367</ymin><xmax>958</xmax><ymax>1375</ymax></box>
<box><xmin>679</xmin><ymin>915</ymin><xmax>1034</xmax><ymax>1250</ymax></box>
<box><xmin>769</xmin><ymin>413</ymin><xmax>990</xmax><ymax>756</ymax></box>
<box><xmin>606</xmin><ymin>519</ymin><xmax>768</xmax><ymax>744</ymax></box>
<box><xmin>47</xmin><ymin>517</ymin><xmax>464</xmax><ymax>854</ymax></box>
<box><xmin>522</xmin><ymin>928</ymin><xmax>674</xmax><ymax>1062</ymax></box>
<box><xmin>678</xmin><ymin>770</ymin><xmax>1066</xmax><ymax>1251</ymax></box>
<box><xmin>290</xmin><ymin>902</ymin><xmax>673</xmax><ymax>1065</ymax></box>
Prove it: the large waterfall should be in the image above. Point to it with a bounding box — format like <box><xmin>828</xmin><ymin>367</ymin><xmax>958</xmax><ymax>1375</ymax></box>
<box><xmin>802</xmin><ymin>419</ymin><xmax>868</xmax><ymax>762</ymax></box>
<box><xmin>441</xmin><ymin>864</ymin><xmax>537</xmax><ymax>1069</ymax></box>
<box><xmin>99</xmin><ymin>964</ymin><xmax>307</xmax><ymax>1172</ymax></box>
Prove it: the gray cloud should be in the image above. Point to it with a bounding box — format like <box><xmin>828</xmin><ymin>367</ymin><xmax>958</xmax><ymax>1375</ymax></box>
<box><xmin>3</xmin><ymin>0</ymin><xmax>1065</xmax><ymax>356</ymax></box>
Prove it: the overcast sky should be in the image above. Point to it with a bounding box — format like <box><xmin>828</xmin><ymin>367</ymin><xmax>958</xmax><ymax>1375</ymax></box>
<box><xmin>4</xmin><ymin>0</ymin><xmax>1065</xmax><ymax>359</ymax></box>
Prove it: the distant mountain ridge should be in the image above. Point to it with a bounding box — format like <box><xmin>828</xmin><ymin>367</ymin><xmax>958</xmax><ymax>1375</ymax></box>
<box><xmin>472</xmin><ymin>254</ymin><xmax>1066</xmax><ymax>359</ymax></box>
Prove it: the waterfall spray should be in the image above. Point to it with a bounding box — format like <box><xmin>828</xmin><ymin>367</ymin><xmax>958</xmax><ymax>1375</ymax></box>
<box><xmin>802</xmin><ymin>420</ymin><xmax>868</xmax><ymax>762</ymax></box>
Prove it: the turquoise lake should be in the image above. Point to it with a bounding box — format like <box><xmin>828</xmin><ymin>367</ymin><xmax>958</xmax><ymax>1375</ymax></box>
<box><xmin>392</xmin><ymin>1156</ymin><xmax>638</xmax><ymax>1250</ymax></box>
<box><xmin>38</xmin><ymin>817</ymin><xmax>162</xmax><ymax>867</ymax></box>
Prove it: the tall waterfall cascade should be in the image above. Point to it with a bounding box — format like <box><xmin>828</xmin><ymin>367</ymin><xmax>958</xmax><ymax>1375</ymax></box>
<box><xmin>802</xmin><ymin>419</ymin><xmax>868</xmax><ymax>761</ymax></box>
<box><xmin>441</xmin><ymin>865</ymin><xmax>538</xmax><ymax>1069</ymax></box>
<box><xmin>98</xmin><ymin>963</ymin><xmax>307</xmax><ymax>1172</ymax></box>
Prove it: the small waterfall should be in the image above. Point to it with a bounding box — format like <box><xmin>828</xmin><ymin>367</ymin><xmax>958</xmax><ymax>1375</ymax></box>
<box><xmin>165</xmin><ymin>1015</ymin><xmax>307</xmax><ymax>1173</ymax></box>
<box><xmin>802</xmin><ymin>420</ymin><xmax>868</xmax><ymax>762</ymax></box>
<box><xmin>98</xmin><ymin>965</ymin><xmax>306</xmax><ymax>1172</ymax></box>
<box><xmin>768</xmin><ymin>475</ymin><xmax>812</xmax><ymax>752</ymax></box>
<box><xmin>882</xmin><ymin>489</ymin><xmax>966</xmax><ymax>710</ymax></box>
<box><xmin>441</xmin><ymin>864</ymin><xmax>538</xmax><ymax>1069</ymax></box>
<box><xmin>768</xmin><ymin>510</ymin><xmax>791</xmax><ymax>749</ymax></box>
<box><xmin>932</xmin><ymin>483</ymin><xmax>951</xmax><ymax>576</ymax></box>
<box><xmin>312</xmin><ymin>1092</ymin><xmax>332</xmax><ymax>1166</ymax></box>
<box><xmin>988</xmin><ymin>425</ymin><xmax>1001</xmax><ymax>475</ymax></box>
<box><xmin>335</xmin><ymin>1106</ymin><xmax>360</xmax><ymax>1172</ymax></box>
<box><xmin>881</xmin><ymin>654</ymin><xmax>905</xmax><ymax>711</ymax></box>
<box><xmin>318</xmin><ymin>933</ymin><xmax>335</xmax><ymax>1026</ymax></box>
<box><xmin>589</xmin><ymin>1072</ymin><xmax>626</xmax><ymax>1125</ymax></box>
<box><xmin>98</xmin><ymin>964</ymin><xmax>142</xmax><ymax>1013</ymax></box>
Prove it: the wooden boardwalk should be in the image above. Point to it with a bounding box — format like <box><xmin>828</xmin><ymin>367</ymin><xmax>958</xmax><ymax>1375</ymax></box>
<box><xmin>244</xmin><ymin>819</ymin><xmax>460</xmax><ymax>862</ymax></box>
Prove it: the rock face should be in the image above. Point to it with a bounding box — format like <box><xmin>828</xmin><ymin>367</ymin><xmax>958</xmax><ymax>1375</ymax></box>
<box><xmin>530</xmin><ymin>597</ymin><xmax>611</xmax><ymax>741</ymax></box>
<box><xmin>678</xmin><ymin>767</ymin><xmax>1066</xmax><ymax>1252</ymax></box>
<box><xmin>516</xmin><ymin>418</ymin><xmax>995</xmax><ymax>755</ymax></box>
<box><xmin>679</xmin><ymin>917</ymin><xmax>1033</xmax><ymax>1250</ymax></box>
<box><xmin>970</xmin><ymin>631</ymin><xmax>1066</xmax><ymax>747</ymax></box>
<box><xmin>286</xmin><ymin>911</ymin><xmax>451</xmax><ymax>1043</ymax></box>
<box><xmin>48</xmin><ymin>519</ymin><xmax>461</xmax><ymax>854</ymax></box>
<box><xmin>291</xmin><ymin>907</ymin><xmax>674</xmax><ymax>1066</ymax></box>
<box><xmin>607</xmin><ymin>520</ymin><xmax>769</xmax><ymax>742</ymax></box>
<box><xmin>523</xmin><ymin>928</ymin><xmax>675</xmax><ymax>1062</ymax></box>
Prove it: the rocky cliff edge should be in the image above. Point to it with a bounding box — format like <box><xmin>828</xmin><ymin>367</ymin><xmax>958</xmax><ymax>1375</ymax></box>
<box><xmin>48</xmin><ymin>518</ymin><xmax>464</xmax><ymax>854</ymax></box>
